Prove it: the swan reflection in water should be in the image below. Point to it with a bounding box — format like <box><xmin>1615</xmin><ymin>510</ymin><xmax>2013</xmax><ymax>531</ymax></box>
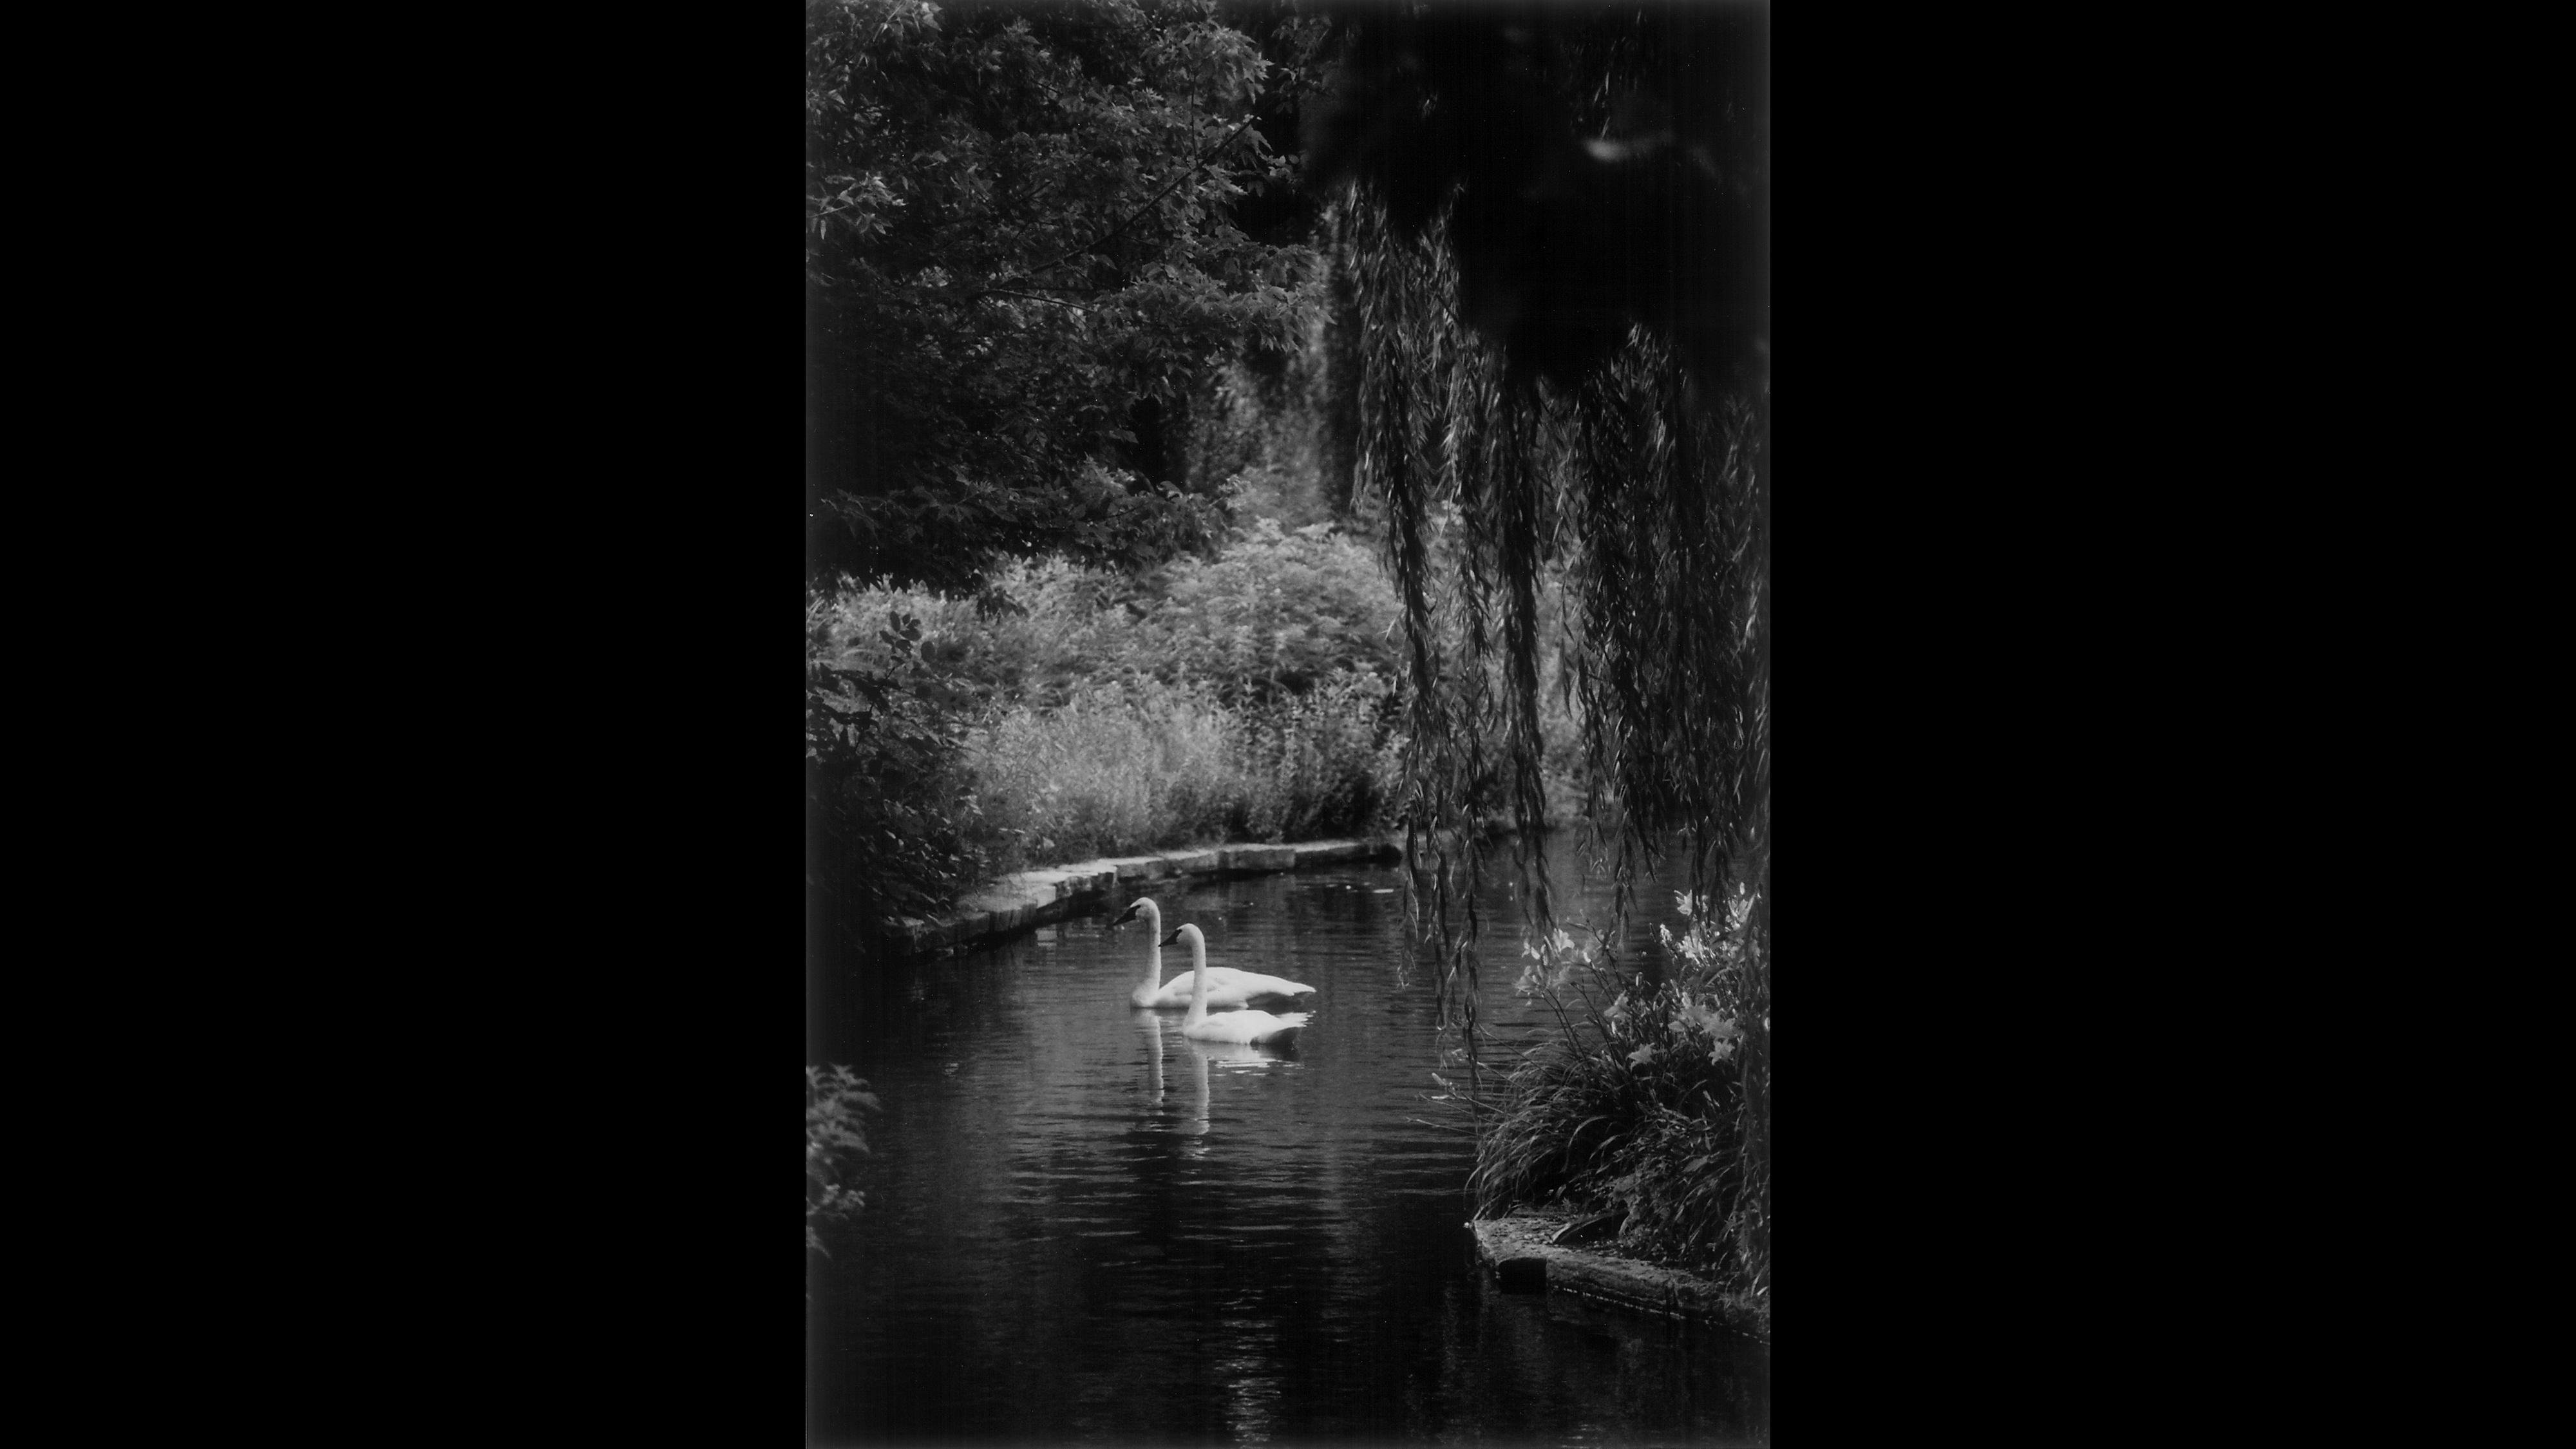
<box><xmin>1179</xmin><ymin>1034</ymin><xmax>1294</xmax><ymax>1146</ymax></box>
<box><xmin>1137</xmin><ymin>1003</ymin><xmax>1295</xmax><ymax>1155</ymax></box>
<box><xmin>1134</xmin><ymin>1008</ymin><xmax>1166</xmax><ymax>1104</ymax></box>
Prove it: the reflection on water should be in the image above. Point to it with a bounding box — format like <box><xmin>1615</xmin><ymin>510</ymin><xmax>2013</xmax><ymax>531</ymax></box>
<box><xmin>808</xmin><ymin>838</ymin><xmax>1767</xmax><ymax>1444</ymax></box>
<box><xmin>1179</xmin><ymin>1032</ymin><xmax>1294</xmax><ymax>1145</ymax></box>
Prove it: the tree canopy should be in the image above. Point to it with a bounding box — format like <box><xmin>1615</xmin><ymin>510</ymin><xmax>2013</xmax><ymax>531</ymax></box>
<box><xmin>806</xmin><ymin>0</ymin><xmax>1330</xmax><ymax>593</ymax></box>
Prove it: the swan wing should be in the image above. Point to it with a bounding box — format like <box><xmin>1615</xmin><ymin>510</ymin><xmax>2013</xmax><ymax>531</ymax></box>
<box><xmin>1146</xmin><ymin>974</ymin><xmax>1240</xmax><ymax>1009</ymax></box>
<box><xmin>1227</xmin><ymin>971</ymin><xmax>1316</xmax><ymax>998</ymax></box>
<box><xmin>1193</xmin><ymin>967</ymin><xmax>1312</xmax><ymax>1001</ymax></box>
<box><xmin>1149</xmin><ymin>968</ymin><xmax>1282</xmax><ymax>1009</ymax></box>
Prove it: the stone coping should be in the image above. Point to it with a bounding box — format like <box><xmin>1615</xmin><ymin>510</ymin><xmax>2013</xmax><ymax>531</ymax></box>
<box><xmin>1469</xmin><ymin>1209</ymin><xmax>1768</xmax><ymax>1342</ymax></box>
<box><xmin>884</xmin><ymin>835</ymin><xmax>1404</xmax><ymax>958</ymax></box>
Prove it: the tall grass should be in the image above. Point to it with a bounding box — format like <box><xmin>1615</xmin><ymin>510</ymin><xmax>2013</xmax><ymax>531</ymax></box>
<box><xmin>1224</xmin><ymin>668</ymin><xmax>1402</xmax><ymax>842</ymax></box>
<box><xmin>961</xmin><ymin>670</ymin><xmax>1402</xmax><ymax>875</ymax></box>
<box><xmin>964</xmin><ymin>679</ymin><xmax>1238</xmax><ymax>866</ymax></box>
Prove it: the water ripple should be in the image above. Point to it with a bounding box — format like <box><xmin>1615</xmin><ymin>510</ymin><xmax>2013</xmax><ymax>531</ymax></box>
<box><xmin>811</xmin><ymin>846</ymin><xmax>1767</xmax><ymax>1446</ymax></box>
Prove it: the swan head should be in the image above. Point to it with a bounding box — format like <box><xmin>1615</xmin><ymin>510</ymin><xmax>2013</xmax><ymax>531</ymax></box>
<box><xmin>1112</xmin><ymin>896</ymin><xmax>1159</xmax><ymax>929</ymax></box>
<box><xmin>1159</xmin><ymin>923</ymin><xmax>1199</xmax><ymax>948</ymax></box>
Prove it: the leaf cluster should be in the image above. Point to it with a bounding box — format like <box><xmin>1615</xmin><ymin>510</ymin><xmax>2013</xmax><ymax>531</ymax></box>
<box><xmin>806</xmin><ymin>609</ymin><xmax>983</xmax><ymax>948</ymax></box>
<box><xmin>806</xmin><ymin>1065</ymin><xmax>882</xmax><ymax>1254</ymax></box>
<box><xmin>1154</xmin><ymin>516</ymin><xmax>1398</xmax><ymax>704</ymax></box>
<box><xmin>1466</xmin><ymin>914</ymin><xmax>1760</xmax><ymax>1287</ymax></box>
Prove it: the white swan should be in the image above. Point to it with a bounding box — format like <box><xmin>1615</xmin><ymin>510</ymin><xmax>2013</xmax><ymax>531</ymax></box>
<box><xmin>1110</xmin><ymin>897</ymin><xmax>1316</xmax><ymax>1009</ymax></box>
<box><xmin>1166</xmin><ymin>923</ymin><xmax>1312</xmax><ymax>1046</ymax></box>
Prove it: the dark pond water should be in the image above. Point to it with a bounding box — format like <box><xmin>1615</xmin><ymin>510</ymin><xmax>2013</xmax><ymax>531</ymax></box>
<box><xmin>808</xmin><ymin>835</ymin><xmax>1768</xmax><ymax>1446</ymax></box>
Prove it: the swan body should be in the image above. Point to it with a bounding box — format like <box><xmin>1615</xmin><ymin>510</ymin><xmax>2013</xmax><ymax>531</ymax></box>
<box><xmin>1167</xmin><ymin>924</ymin><xmax>1311</xmax><ymax>1047</ymax></box>
<box><xmin>1111</xmin><ymin>897</ymin><xmax>1316</xmax><ymax>1008</ymax></box>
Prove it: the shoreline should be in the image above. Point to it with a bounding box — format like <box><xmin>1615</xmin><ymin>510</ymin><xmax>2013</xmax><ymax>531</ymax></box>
<box><xmin>884</xmin><ymin>835</ymin><xmax>1405</xmax><ymax>958</ymax></box>
<box><xmin>877</xmin><ymin>837</ymin><xmax>1767</xmax><ymax>1343</ymax></box>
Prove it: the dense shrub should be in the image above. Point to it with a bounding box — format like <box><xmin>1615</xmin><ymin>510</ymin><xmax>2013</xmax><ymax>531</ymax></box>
<box><xmin>815</xmin><ymin>553</ymin><xmax>1153</xmax><ymax>710</ymax></box>
<box><xmin>806</xmin><ymin>607</ymin><xmax>981</xmax><ymax>945</ymax></box>
<box><xmin>1155</xmin><ymin>518</ymin><xmax>1401</xmax><ymax>702</ymax></box>
<box><xmin>1225</xmin><ymin>667</ymin><xmax>1401</xmax><ymax>841</ymax></box>
<box><xmin>815</xmin><ymin>518</ymin><xmax>1401</xmax><ymax>705</ymax></box>
<box><xmin>1470</xmin><ymin>889</ymin><xmax>1769</xmax><ymax>1292</ymax></box>
<box><xmin>812</xmin><ymin>521</ymin><xmax>1412</xmax><ymax>886</ymax></box>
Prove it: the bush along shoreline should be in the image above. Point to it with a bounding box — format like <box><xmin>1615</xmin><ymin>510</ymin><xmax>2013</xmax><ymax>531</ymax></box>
<box><xmin>806</xmin><ymin>523</ymin><xmax>1588</xmax><ymax>961</ymax></box>
<box><xmin>874</xmin><ymin>810</ymin><xmax>1609</xmax><ymax>960</ymax></box>
<box><xmin>1457</xmin><ymin>885</ymin><xmax>1770</xmax><ymax>1334</ymax></box>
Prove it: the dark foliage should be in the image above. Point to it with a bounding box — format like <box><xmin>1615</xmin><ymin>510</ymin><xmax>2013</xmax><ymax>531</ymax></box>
<box><xmin>1310</xmin><ymin>1</ymin><xmax>1770</xmax><ymax>1293</ymax></box>
<box><xmin>1469</xmin><ymin>991</ymin><xmax>1747</xmax><ymax>1278</ymax></box>
<box><xmin>1302</xmin><ymin>0</ymin><xmax>1768</xmax><ymax>393</ymax></box>
<box><xmin>806</xmin><ymin>611</ymin><xmax>980</xmax><ymax>954</ymax></box>
<box><xmin>806</xmin><ymin>0</ymin><xmax>1335</xmax><ymax>591</ymax></box>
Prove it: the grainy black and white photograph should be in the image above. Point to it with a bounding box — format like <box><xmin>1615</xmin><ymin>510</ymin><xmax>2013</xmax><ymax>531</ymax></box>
<box><xmin>805</xmin><ymin>2</ymin><xmax>1769</xmax><ymax>1442</ymax></box>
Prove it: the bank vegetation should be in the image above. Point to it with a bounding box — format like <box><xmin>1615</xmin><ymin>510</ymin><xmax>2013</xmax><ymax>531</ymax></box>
<box><xmin>805</xmin><ymin>0</ymin><xmax>1768</xmax><ymax>1311</ymax></box>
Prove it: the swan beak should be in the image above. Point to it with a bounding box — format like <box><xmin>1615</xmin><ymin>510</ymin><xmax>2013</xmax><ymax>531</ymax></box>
<box><xmin>1159</xmin><ymin>928</ymin><xmax>1183</xmax><ymax>945</ymax></box>
<box><xmin>1111</xmin><ymin>904</ymin><xmax>1139</xmax><ymax>926</ymax></box>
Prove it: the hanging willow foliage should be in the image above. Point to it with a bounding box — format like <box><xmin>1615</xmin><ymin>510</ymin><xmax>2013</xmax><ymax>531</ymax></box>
<box><xmin>1342</xmin><ymin>186</ymin><xmax>1769</xmax><ymax>1288</ymax></box>
<box><xmin>1305</xmin><ymin>0</ymin><xmax>1768</xmax><ymax>1293</ymax></box>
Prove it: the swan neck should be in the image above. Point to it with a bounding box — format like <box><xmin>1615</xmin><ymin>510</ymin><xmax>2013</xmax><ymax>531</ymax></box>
<box><xmin>1139</xmin><ymin>900</ymin><xmax>1163</xmax><ymax>989</ymax></box>
<box><xmin>1184</xmin><ymin>931</ymin><xmax>1209</xmax><ymax>1026</ymax></box>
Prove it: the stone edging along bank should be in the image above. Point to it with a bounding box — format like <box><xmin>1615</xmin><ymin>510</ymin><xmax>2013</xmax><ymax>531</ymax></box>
<box><xmin>886</xmin><ymin>835</ymin><xmax>1404</xmax><ymax>958</ymax></box>
<box><xmin>1470</xmin><ymin>1211</ymin><xmax>1769</xmax><ymax>1343</ymax></box>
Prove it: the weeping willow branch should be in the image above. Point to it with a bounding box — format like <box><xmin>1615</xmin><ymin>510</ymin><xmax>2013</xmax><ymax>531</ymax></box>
<box><xmin>1343</xmin><ymin>180</ymin><xmax>1770</xmax><ymax>1291</ymax></box>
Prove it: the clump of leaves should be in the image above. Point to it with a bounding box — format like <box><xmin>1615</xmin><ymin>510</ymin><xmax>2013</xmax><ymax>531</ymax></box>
<box><xmin>1226</xmin><ymin>665</ymin><xmax>1401</xmax><ymax>840</ymax></box>
<box><xmin>814</xmin><ymin>522</ymin><xmax>1406</xmax><ymax>715</ymax></box>
<box><xmin>1467</xmin><ymin>896</ymin><xmax>1766</xmax><ymax>1290</ymax></box>
<box><xmin>1151</xmin><ymin>518</ymin><xmax>1402</xmax><ymax>703</ymax></box>
<box><xmin>804</xmin><ymin>0</ymin><xmax>1321</xmax><ymax>591</ymax></box>
<box><xmin>806</xmin><ymin>1065</ymin><xmax>881</xmax><ymax>1254</ymax></box>
<box><xmin>806</xmin><ymin>604</ymin><xmax>983</xmax><ymax>947</ymax></box>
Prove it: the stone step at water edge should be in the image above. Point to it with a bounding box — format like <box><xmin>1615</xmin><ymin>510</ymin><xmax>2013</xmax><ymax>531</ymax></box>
<box><xmin>1468</xmin><ymin>1212</ymin><xmax>1763</xmax><ymax>1340</ymax></box>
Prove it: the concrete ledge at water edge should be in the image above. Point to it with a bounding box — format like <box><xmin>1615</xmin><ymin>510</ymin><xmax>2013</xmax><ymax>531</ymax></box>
<box><xmin>884</xmin><ymin>835</ymin><xmax>1403</xmax><ymax>958</ymax></box>
<box><xmin>1470</xmin><ymin>1211</ymin><xmax>1768</xmax><ymax>1343</ymax></box>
